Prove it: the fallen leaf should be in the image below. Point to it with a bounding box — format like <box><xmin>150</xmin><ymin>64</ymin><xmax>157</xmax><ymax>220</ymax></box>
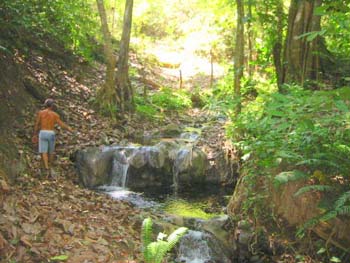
<box><xmin>20</xmin><ymin>235</ymin><xmax>32</xmax><ymax>247</ymax></box>
<box><xmin>0</xmin><ymin>232</ymin><xmax>8</xmax><ymax>249</ymax></box>
<box><xmin>0</xmin><ymin>179</ymin><xmax>10</xmax><ymax>192</ymax></box>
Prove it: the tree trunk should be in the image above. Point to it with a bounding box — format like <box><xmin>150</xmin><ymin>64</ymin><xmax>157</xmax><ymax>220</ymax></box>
<box><xmin>273</xmin><ymin>0</ymin><xmax>284</xmax><ymax>91</ymax></box>
<box><xmin>234</xmin><ymin>0</ymin><xmax>245</xmax><ymax>114</ymax></box>
<box><xmin>116</xmin><ymin>0</ymin><xmax>134</xmax><ymax>113</ymax></box>
<box><xmin>247</xmin><ymin>0</ymin><xmax>254</xmax><ymax>76</ymax></box>
<box><xmin>96</xmin><ymin>0</ymin><xmax>118</xmax><ymax>109</ymax></box>
<box><xmin>282</xmin><ymin>0</ymin><xmax>323</xmax><ymax>86</ymax></box>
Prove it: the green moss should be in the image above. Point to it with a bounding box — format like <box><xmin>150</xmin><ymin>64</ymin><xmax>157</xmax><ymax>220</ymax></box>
<box><xmin>163</xmin><ymin>199</ymin><xmax>222</xmax><ymax>220</ymax></box>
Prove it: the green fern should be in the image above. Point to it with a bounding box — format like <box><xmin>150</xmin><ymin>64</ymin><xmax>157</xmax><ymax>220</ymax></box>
<box><xmin>296</xmin><ymin>189</ymin><xmax>350</xmax><ymax>237</ymax></box>
<box><xmin>336</xmin><ymin>205</ymin><xmax>350</xmax><ymax>215</ymax></box>
<box><xmin>142</xmin><ymin>218</ymin><xmax>154</xmax><ymax>262</ymax></box>
<box><xmin>334</xmin><ymin>191</ymin><xmax>350</xmax><ymax>210</ymax></box>
<box><xmin>141</xmin><ymin>217</ymin><xmax>188</xmax><ymax>263</ymax></box>
<box><xmin>319</xmin><ymin>210</ymin><xmax>337</xmax><ymax>222</ymax></box>
<box><xmin>142</xmin><ymin>218</ymin><xmax>153</xmax><ymax>248</ymax></box>
<box><xmin>294</xmin><ymin>184</ymin><xmax>333</xmax><ymax>197</ymax></box>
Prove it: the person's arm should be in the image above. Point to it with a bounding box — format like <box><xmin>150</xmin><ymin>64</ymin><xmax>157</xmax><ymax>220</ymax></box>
<box><xmin>33</xmin><ymin>112</ymin><xmax>41</xmax><ymax>135</ymax></box>
<box><xmin>32</xmin><ymin>112</ymin><xmax>40</xmax><ymax>143</ymax></box>
<box><xmin>56</xmin><ymin>116</ymin><xmax>73</xmax><ymax>132</ymax></box>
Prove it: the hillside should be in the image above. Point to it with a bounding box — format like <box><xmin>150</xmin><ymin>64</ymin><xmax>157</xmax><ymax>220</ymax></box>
<box><xmin>0</xmin><ymin>38</ymin><xmax>161</xmax><ymax>261</ymax></box>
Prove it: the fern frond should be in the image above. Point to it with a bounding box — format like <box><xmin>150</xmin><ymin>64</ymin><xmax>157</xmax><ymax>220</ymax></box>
<box><xmin>336</xmin><ymin>205</ymin><xmax>350</xmax><ymax>216</ymax></box>
<box><xmin>145</xmin><ymin>241</ymin><xmax>168</xmax><ymax>263</ymax></box>
<box><xmin>154</xmin><ymin>241</ymin><xmax>171</xmax><ymax>263</ymax></box>
<box><xmin>294</xmin><ymin>185</ymin><xmax>333</xmax><ymax>197</ymax></box>
<box><xmin>303</xmin><ymin>216</ymin><xmax>321</xmax><ymax>229</ymax></box>
<box><xmin>142</xmin><ymin>218</ymin><xmax>153</xmax><ymax>249</ymax></box>
<box><xmin>167</xmin><ymin>227</ymin><xmax>188</xmax><ymax>250</ymax></box>
<box><xmin>319</xmin><ymin>210</ymin><xmax>337</xmax><ymax>222</ymax></box>
<box><xmin>273</xmin><ymin>170</ymin><xmax>308</xmax><ymax>188</ymax></box>
<box><xmin>334</xmin><ymin>191</ymin><xmax>350</xmax><ymax>210</ymax></box>
<box><xmin>141</xmin><ymin>218</ymin><xmax>188</xmax><ymax>263</ymax></box>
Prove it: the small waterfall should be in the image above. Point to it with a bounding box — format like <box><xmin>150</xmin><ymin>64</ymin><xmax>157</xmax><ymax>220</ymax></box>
<box><xmin>177</xmin><ymin>230</ymin><xmax>212</xmax><ymax>263</ymax></box>
<box><xmin>111</xmin><ymin>151</ymin><xmax>129</xmax><ymax>187</ymax></box>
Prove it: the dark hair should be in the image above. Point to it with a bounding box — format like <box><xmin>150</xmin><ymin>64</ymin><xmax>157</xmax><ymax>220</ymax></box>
<box><xmin>44</xmin><ymin>98</ymin><xmax>55</xmax><ymax>108</ymax></box>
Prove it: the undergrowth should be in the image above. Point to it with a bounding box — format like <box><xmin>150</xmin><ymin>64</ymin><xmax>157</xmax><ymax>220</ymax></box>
<box><xmin>224</xmin><ymin>84</ymin><xmax>350</xmax><ymax>237</ymax></box>
<box><xmin>135</xmin><ymin>87</ymin><xmax>192</xmax><ymax>119</ymax></box>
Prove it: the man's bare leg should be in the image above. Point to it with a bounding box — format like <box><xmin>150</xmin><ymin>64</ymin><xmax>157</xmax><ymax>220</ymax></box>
<box><xmin>49</xmin><ymin>153</ymin><xmax>57</xmax><ymax>179</ymax></box>
<box><xmin>42</xmin><ymin>153</ymin><xmax>49</xmax><ymax>169</ymax></box>
<box><xmin>49</xmin><ymin>153</ymin><xmax>54</xmax><ymax>167</ymax></box>
<box><xmin>42</xmin><ymin>153</ymin><xmax>51</xmax><ymax>178</ymax></box>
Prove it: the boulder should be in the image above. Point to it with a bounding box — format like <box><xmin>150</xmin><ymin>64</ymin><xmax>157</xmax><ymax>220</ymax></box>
<box><xmin>159</xmin><ymin>123</ymin><xmax>182</xmax><ymax>138</ymax></box>
<box><xmin>174</xmin><ymin>147</ymin><xmax>208</xmax><ymax>186</ymax></box>
<box><xmin>177</xmin><ymin>230</ymin><xmax>232</xmax><ymax>263</ymax></box>
<box><xmin>75</xmin><ymin>140</ymin><xmax>231</xmax><ymax>193</ymax></box>
<box><xmin>75</xmin><ymin>147</ymin><xmax>115</xmax><ymax>188</ymax></box>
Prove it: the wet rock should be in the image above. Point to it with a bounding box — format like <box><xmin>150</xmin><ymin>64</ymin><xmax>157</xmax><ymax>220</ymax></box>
<box><xmin>160</xmin><ymin>123</ymin><xmax>182</xmax><ymax>138</ymax></box>
<box><xmin>175</xmin><ymin>147</ymin><xmax>208</xmax><ymax>185</ymax></box>
<box><xmin>147</xmin><ymin>146</ymin><xmax>166</xmax><ymax>168</ymax></box>
<box><xmin>177</xmin><ymin>230</ymin><xmax>232</xmax><ymax>263</ymax></box>
<box><xmin>233</xmin><ymin>220</ymin><xmax>255</xmax><ymax>261</ymax></box>
<box><xmin>128</xmin><ymin>148</ymin><xmax>147</xmax><ymax>168</ymax></box>
<box><xmin>75</xmin><ymin>137</ymin><xmax>231</xmax><ymax>192</ymax></box>
<box><xmin>75</xmin><ymin>147</ymin><xmax>115</xmax><ymax>188</ymax></box>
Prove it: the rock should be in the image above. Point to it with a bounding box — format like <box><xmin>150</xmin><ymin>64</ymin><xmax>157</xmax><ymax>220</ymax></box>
<box><xmin>160</xmin><ymin>123</ymin><xmax>182</xmax><ymax>138</ymax></box>
<box><xmin>128</xmin><ymin>148</ymin><xmax>147</xmax><ymax>168</ymax></box>
<box><xmin>177</xmin><ymin>230</ymin><xmax>232</xmax><ymax>263</ymax></box>
<box><xmin>75</xmin><ymin>147</ymin><xmax>115</xmax><ymax>188</ymax></box>
<box><xmin>147</xmin><ymin>146</ymin><xmax>166</xmax><ymax>168</ymax></box>
<box><xmin>75</xmin><ymin>139</ymin><xmax>230</xmax><ymax>193</ymax></box>
<box><xmin>175</xmin><ymin>147</ymin><xmax>208</xmax><ymax>186</ymax></box>
<box><xmin>200</xmin><ymin>215</ymin><xmax>231</xmax><ymax>248</ymax></box>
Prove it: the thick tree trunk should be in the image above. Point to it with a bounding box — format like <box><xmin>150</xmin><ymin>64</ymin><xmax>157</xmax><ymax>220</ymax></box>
<box><xmin>282</xmin><ymin>0</ymin><xmax>323</xmax><ymax>86</ymax></box>
<box><xmin>234</xmin><ymin>0</ymin><xmax>245</xmax><ymax>114</ymax></box>
<box><xmin>96</xmin><ymin>0</ymin><xmax>118</xmax><ymax>108</ymax></box>
<box><xmin>116</xmin><ymin>0</ymin><xmax>134</xmax><ymax>113</ymax></box>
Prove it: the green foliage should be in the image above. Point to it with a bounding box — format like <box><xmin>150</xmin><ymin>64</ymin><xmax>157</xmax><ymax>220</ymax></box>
<box><xmin>225</xmin><ymin>84</ymin><xmax>350</xmax><ymax>226</ymax></box>
<box><xmin>135</xmin><ymin>87</ymin><xmax>192</xmax><ymax>119</ymax></box>
<box><xmin>142</xmin><ymin>218</ymin><xmax>154</xmax><ymax>249</ymax></box>
<box><xmin>0</xmin><ymin>0</ymin><xmax>100</xmax><ymax>59</ymax></box>
<box><xmin>151</xmin><ymin>87</ymin><xmax>192</xmax><ymax>110</ymax></box>
<box><xmin>294</xmin><ymin>187</ymin><xmax>350</xmax><ymax>237</ymax></box>
<box><xmin>317</xmin><ymin>2</ymin><xmax>350</xmax><ymax>56</ymax></box>
<box><xmin>141</xmin><ymin>217</ymin><xmax>188</xmax><ymax>263</ymax></box>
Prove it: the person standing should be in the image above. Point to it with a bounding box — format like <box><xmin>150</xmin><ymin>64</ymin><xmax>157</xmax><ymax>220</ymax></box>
<box><xmin>32</xmin><ymin>98</ymin><xmax>73</xmax><ymax>178</ymax></box>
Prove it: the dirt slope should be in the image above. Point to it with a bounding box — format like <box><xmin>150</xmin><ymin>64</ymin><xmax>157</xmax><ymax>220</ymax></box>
<box><xmin>0</xmin><ymin>44</ymin><xmax>159</xmax><ymax>262</ymax></box>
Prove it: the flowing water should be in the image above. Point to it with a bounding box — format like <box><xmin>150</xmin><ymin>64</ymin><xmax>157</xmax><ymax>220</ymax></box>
<box><xmin>110</xmin><ymin>150</ymin><xmax>129</xmax><ymax>187</ymax></box>
<box><xmin>97</xmin><ymin>134</ymin><xmax>233</xmax><ymax>262</ymax></box>
<box><xmin>177</xmin><ymin>231</ymin><xmax>212</xmax><ymax>263</ymax></box>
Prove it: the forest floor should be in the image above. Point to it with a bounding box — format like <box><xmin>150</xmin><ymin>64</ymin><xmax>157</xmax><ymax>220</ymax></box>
<box><xmin>0</xmin><ymin>46</ymin><xmax>229</xmax><ymax>262</ymax></box>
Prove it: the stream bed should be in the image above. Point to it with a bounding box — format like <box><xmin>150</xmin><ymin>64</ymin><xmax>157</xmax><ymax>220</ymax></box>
<box><xmin>76</xmin><ymin>129</ymin><xmax>238</xmax><ymax>262</ymax></box>
<box><xmin>97</xmin><ymin>184</ymin><xmax>233</xmax><ymax>263</ymax></box>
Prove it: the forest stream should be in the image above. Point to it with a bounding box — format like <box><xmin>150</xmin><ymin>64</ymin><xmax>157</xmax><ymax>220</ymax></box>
<box><xmin>75</xmin><ymin>117</ymin><xmax>238</xmax><ymax>262</ymax></box>
<box><xmin>2</xmin><ymin>0</ymin><xmax>350</xmax><ymax>262</ymax></box>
